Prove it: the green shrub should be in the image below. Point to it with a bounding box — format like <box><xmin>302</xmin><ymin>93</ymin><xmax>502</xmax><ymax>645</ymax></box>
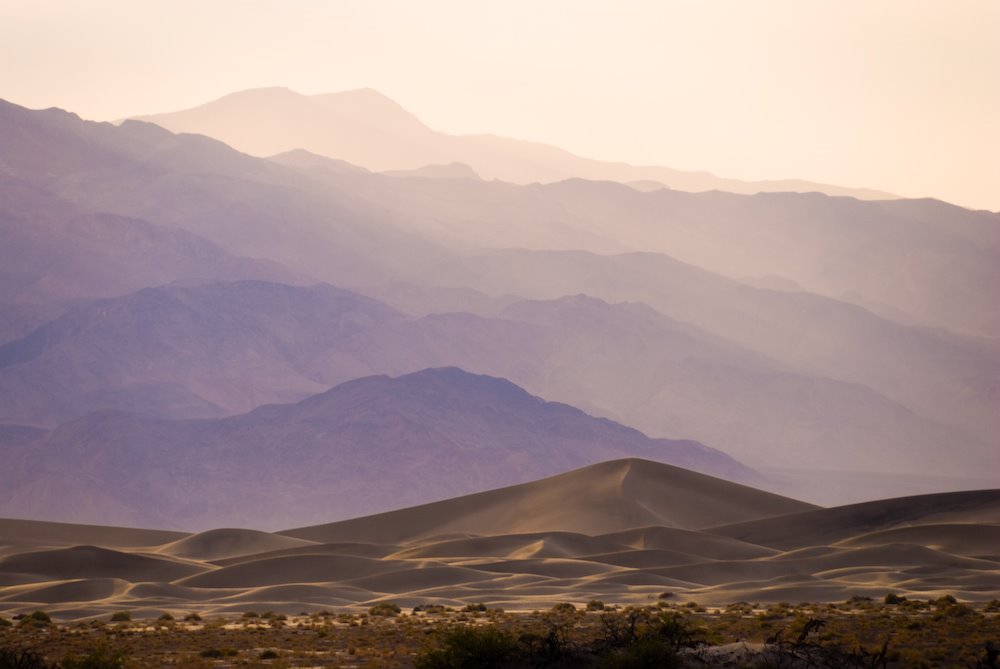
<box><xmin>368</xmin><ymin>602</ymin><xmax>402</xmax><ymax>617</ymax></box>
<box><xmin>61</xmin><ymin>645</ymin><xmax>125</xmax><ymax>669</ymax></box>
<box><xmin>16</xmin><ymin>612</ymin><xmax>52</xmax><ymax>628</ymax></box>
<box><xmin>597</xmin><ymin>638</ymin><xmax>680</xmax><ymax>669</ymax></box>
<box><xmin>416</xmin><ymin>626</ymin><xmax>520</xmax><ymax>669</ymax></box>
<box><xmin>933</xmin><ymin>594</ymin><xmax>957</xmax><ymax>608</ymax></box>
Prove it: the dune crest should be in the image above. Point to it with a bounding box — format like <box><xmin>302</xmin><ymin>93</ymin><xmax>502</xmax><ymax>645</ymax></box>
<box><xmin>0</xmin><ymin>460</ymin><xmax>996</xmax><ymax>618</ymax></box>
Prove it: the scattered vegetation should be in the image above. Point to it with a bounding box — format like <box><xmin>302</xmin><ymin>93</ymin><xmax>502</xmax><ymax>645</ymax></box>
<box><xmin>0</xmin><ymin>647</ymin><xmax>54</xmax><ymax>669</ymax></box>
<box><xmin>368</xmin><ymin>602</ymin><xmax>402</xmax><ymax>617</ymax></box>
<box><xmin>61</xmin><ymin>645</ymin><xmax>125</xmax><ymax>669</ymax></box>
<box><xmin>0</xmin><ymin>599</ymin><xmax>996</xmax><ymax>668</ymax></box>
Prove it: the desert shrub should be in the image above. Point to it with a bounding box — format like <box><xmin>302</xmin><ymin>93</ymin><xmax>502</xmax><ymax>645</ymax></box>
<box><xmin>550</xmin><ymin>602</ymin><xmax>576</xmax><ymax>614</ymax></box>
<box><xmin>884</xmin><ymin>593</ymin><xmax>907</xmax><ymax>605</ymax></box>
<box><xmin>416</xmin><ymin>626</ymin><xmax>521</xmax><ymax>669</ymax></box>
<box><xmin>596</xmin><ymin>638</ymin><xmax>680</xmax><ymax>669</ymax></box>
<box><xmin>413</xmin><ymin>605</ymin><xmax>448</xmax><ymax>615</ymax></box>
<box><xmin>462</xmin><ymin>603</ymin><xmax>487</xmax><ymax>613</ymax></box>
<box><xmin>0</xmin><ymin>647</ymin><xmax>56</xmax><ymax>669</ymax></box>
<box><xmin>157</xmin><ymin>613</ymin><xmax>174</xmax><ymax>622</ymax></box>
<box><xmin>242</xmin><ymin>611</ymin><xmax>259</xmax><ymax>619</ymax></box>
<box><xmin>183</xmin><ymin>612</ymin><xmax>202</xmax><ymax>622</ymax></box>
<box><xmin>934</xmin><ymin>602</ymin><xmax>976</xmax><ymax>619</ymax></box>
<box><xmin>985</xmin><ymin>600</ymin><xmax>1000</xmax><ymax>613</ymax></box>
<box><xmin>657</xmin><ymin>592</ymin><xmax>674</xmax><ymax>600</ymax></box>
<box><xmin>587</xmin><ymin>600</ymin><xmax>606</xmax><ymax>611</ymax></box>
<box><xmin>61</xmin><ymin>645</ymin><xmax>126</xmax><ymax>669</ymax></box>
<box><xmin>652</xmin><ymin>611</ymin><xmax>704</xmax><ymax>652</ymax></box>
<box><xmin>368</xmin><ymin>602</ymin><xmax>402</xmax><ymax>617</ymax></box>
<box><xmin>16</xmin><ymin>613</ymin><xmax>51</xmax><ymax>629</ymax></box>
<box><xmin>0</xmin><ymin>618</ymin><xmax>9</xmax><ymax>628</ymax></box>
<box><xmin>259</xmin><ymin>649</ymin><xmax>280</xmax><ymax>660</ymax></box>
<box><xmin>199</xmin><ymin>648</ymin><xmax>237</xmax><ymax>658</ymax></box>
<box><xmin>108</xmin><ymin>612</ymin><xmax>131</xmax><ymax>623</ymax></box>
<box><xmin>933</xmin><ymin>594</ymin><xmax>958</xmax><ymax>610</ymax></box>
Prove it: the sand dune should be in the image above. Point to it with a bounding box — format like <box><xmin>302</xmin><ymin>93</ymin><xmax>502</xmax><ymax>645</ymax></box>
<box><xmin>597</xmin><ymin>526</ymin><xmax>777</xmax><ymax>560</ymax></box>
<box><xmin>0</xmin><ymin>461</ymin><xmax>996</xmax><ymax>619</ymax></box>
<box><xmin>346</xmin><ymin>565</ymin><xmax>499</xmax><ymax>593</ymax></box>
<box><xmin>387</xmin><ymin>532</ymin><xmax>629</xmax><ymax>560</ymax></box>
<box><xmin>0</xmin><ymin>545</ymin><xmax>205</xmax><ymax>582</ymax></box>
<box><xmin>709</xmin><ymin>489</ymin><xmax>1000</xmax><ymax>550</ymax></box>
<box><xmin>836</xmin><ymin>523</ymin><xmax>1000</xmax><ymax>557</ymax></box>
<box><xmin>0</xmin><ymin>578</ymin><xmax>129</xmax><ymax>604</ymax></box>
<box><xmin>212</xmin><ymin>542</ymin><xmax>401</xmax><ymax>567</ymax></box>
<box><xmin>158</xmin><ymin>528</ymin><xmax>317</xmax><ymax>561</ymax></box>
<box><xmin>178</xmin><ymin>554</ymin><xmax>401</xmax><ymax>589</ymax></box>
<box><xmin>0</xmin><ymin>517</ymin><xmax>187</xmax><ymax>549</ymax></box>
<box><xmin>281</xmin><ymin>459</ymin><xmax>815</xmax><ymax>545</ymax></box>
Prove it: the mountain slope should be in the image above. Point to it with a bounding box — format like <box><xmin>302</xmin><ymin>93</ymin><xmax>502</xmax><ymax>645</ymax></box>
<box><xmin>0</xmin><ymin>368</ymin><xmax>753</xmax><ymax>530</ymax></box>
<box><xmin>135</xmin><ymin>87</ymin><xmax>894</xmax><ymax>200</ymax></box>
<box><xmin>0</xmin><ymin>281</ymin><xmax>406</xmax><ymax>424</ymax></box>
<box><xmin>421</xmin><ymin>248</ymin><xmax>1000</xmax><ymax>454</ymax></box>
<box><xmin>0</xmin><ymin>280</ymin><xmax>984</xmax><ymax>495</ymax></box>
<box><xmin>314</xmin><ymin>175</ymin><xmax>999</xmax><ymax>337</ymax></box>
<box><xmin>0</xmin><ymin>98</ymin><xmax>446</xmax><ymax>291</ymax></box>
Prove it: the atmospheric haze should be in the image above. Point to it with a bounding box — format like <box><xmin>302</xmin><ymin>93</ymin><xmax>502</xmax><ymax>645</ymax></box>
<box><xmin>2</xmin><ymin>0</ymin><xmax>998</xmax><ymax>210</ymax></box>
<box><xmin>0</xmin><ymin>0</ymin><xmax>999</xmax><ymax>624</ymax></box>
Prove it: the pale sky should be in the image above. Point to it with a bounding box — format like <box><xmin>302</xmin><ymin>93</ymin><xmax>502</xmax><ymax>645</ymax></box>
<box><xmin>2</xmin><ymin>0</ymin><xmax>998</xmax><ymax>210</ymax></box>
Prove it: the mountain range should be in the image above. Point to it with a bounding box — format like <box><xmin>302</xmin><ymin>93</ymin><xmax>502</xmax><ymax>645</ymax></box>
<box><xmin>0</xmin><ymin>91</ymin><xmax>997</xmax><ymax>521</ymax></box>
<box><xmin>0</xmin><ymin>368</ymin><xmax>750</xmax><ymax>530</ymax></box>
<box><xmin>134</xmin><ymin>87</ymin><xmax>896</xmax><ymax>200</ymax></box>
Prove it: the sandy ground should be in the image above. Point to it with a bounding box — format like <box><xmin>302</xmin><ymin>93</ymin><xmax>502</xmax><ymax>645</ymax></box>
<box><xmin>1</xmin><ymin>459</ymin><xmax>997</xmax><ymax>620</ymax></box>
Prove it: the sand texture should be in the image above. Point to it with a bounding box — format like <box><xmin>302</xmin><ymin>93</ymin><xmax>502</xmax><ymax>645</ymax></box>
<box><xmin>1</xmin><ymin>459</ymin><xmax>997</xmax><ymax>620</ymax></box>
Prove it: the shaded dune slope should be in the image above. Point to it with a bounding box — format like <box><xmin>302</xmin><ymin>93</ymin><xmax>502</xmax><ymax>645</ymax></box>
<box><xmin>0</xmin><ymin>462</ymin><xmax>996</xmax><ymax>619</ymax></box>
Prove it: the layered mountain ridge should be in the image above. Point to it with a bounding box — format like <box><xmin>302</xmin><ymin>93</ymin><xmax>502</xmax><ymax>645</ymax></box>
<box><xmin>0</xmin><ymin>367</ymin><xmax>753</xmax><ymax>530</ymax></box>
<box><xmin>0</xmin><ymin>93</ymin><xmax>997</xmax><ymax>521</ymax></box>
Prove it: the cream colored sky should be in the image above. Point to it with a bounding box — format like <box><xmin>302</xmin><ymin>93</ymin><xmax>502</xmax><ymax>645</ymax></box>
<box><xmin>2</xmin><ymin>0</ymin><xmax>998</xmax><ymax>210</ymax></box>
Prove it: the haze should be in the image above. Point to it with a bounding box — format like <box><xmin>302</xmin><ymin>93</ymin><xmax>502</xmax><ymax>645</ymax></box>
<box><xmin>2</xmin><ymin>0</ymin><xmax>998</xmax><ymax>211</ymax></box>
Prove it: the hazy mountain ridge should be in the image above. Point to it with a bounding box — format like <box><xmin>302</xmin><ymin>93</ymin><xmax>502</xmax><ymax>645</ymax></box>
<box><xmin>0</xmin><ymin>368</ymin><xmax>754</xmax><ymax>530</ymax></box>
<box><xmin>0</xmin><ymin>97</ymin><xmax>448</xmax><ymax>291</ymax></box>
<box><xmin>134</xmin><ymin>87</ymin><xmax>895</xmax><ymax>200</ymax></box>
<box><xmin>0</xmin><ymin>280</ymin><xmax>985</xmax><ymax>491</ymax></box>
<box><xmin>425</xmin><ymin>248</ymin><xmax>1000</xmax><ymax>451</ymax></box>
<box><xmin>270</xmin><ymin>168</ymin><xmax>1000</xmax><ymax>337</ymax></box>
<box><xmin>0</xmin><ymin>97</ymin><xmax>996</xmax><ymax>506</ymax></box>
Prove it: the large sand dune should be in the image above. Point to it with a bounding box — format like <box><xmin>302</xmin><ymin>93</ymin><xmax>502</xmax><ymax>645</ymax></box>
<box><xmin>0</xmin><ymin>460</ymin><xmax>996</xmax><ymax>619</ymax></box>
